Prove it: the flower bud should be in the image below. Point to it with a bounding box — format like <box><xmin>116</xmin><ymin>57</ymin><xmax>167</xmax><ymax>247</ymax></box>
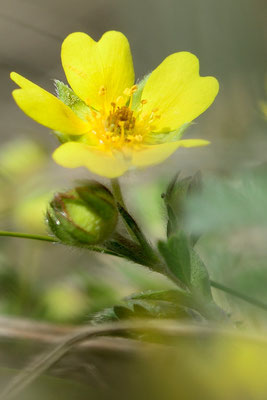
<box><xmin>47</xmin><ymin>181</ymin><xmax>118</xmax><ymax>246</ymax></box>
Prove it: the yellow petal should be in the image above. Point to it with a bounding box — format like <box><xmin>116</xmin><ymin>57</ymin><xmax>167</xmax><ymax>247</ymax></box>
<box><xmin>61</xmin><ymin>31</ymin><xmax>134</xmax><ymax>110</ymax></box>
<box><xmin>10</xmin><ymin>72</ymin><xmax>89</xmax><ymax>135</ymax></box>
<box><xmin>132</xmin><ymin>139</ymin><xmax>210</xmax><ymax>168</ymax></box>
<box><xmin>140</xmin><ymin>52</ymin><xmax>219</xmax><ymax>132</ymax></box>
<box><xmin>53</xmin><ymin>142</ymin><xmax>129</xmax><ymax>178</ymax></box>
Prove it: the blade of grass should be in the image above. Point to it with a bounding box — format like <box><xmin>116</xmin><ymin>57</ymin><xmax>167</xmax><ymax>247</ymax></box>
<box><xmin>210</xmin><ymin>280</ymin><xmax>267</xmax><ymax>312</ymax></box>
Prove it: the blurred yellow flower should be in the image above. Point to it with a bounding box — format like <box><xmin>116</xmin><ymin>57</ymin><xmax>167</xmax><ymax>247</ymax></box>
<box><xmin>10</xmin><ymin>31</ymin><xmax>219</xmax><ymax>178</ymax></box>
<box><xmin>13</xmin><ymin>191</ymin><xmax>53</xmax><ymax>233</ymax></box>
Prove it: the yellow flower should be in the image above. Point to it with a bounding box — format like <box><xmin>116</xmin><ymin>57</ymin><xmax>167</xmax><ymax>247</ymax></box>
<box><xmin>10</xmin><ymin>31</ymin><xmax>219</xmax><ymax>178</ymax></box>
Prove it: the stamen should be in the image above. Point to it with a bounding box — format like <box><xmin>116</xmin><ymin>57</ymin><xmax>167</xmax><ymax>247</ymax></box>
<box><xmin>116</xmin><ymin>96</ymin><xmax>124</xmax><ymax>107</ymax></box>
<box><xmin>123</xmin><ymin>88</ymin><xmax>132</xmax><ymax>97</ymax></box>
<box><xmin>84</xmin><ymin>88</ymin><xmax>156</xmax><ymax>150</ymax></box>
<box><xmin>123</xmin><ymin>85</ymin><xmax>138</xmax><ymax>97</ymax></box>
<box><xmin>130</xmin><ymin>84</ymin><xmax>138</xmax><ymax>94</ymax></box>
<box><xmin>119</xmin><ymin>122</ymin><xmax>125</xmax><ymax>143</ymax></box>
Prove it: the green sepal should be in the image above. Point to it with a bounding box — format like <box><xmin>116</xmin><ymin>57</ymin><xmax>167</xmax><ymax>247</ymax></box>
<box><xmin>47</xmin><ymin>204</ymin><xmax>99</xmax><ymax>246</ymax></box>
<box><xmin>76</xmin><ymin>181</ymin><xmax>116</xmax><ymax>220</ymax></box>
<box><xmin>131</xmin><ymin>74</ymin><xmax>150</xmax><ymax>110</ymax></box>
<box><xmin>46</xmin><ymin>181</ymin><xmax>118</xmax><ymax>246</ymax></box>
<box><xmin>54</xmin><ymin>80</ymin><xmax>90</xmax><ymax>121</ymax></box>
<box><xmin>145</xmin><ymin>122</ymin><xmax>192</xmax><ymax>144</ymax></box>
<box><xmin>46</xmin><ymin>209</ymin><xmax>78</xmax><ymax>246</ymax></box>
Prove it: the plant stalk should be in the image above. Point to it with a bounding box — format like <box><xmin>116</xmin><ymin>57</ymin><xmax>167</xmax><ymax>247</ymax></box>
<box><xmin>0</xmin><ymin>231</ymin><xmax>57</xmax><ymax>243</ymax></box>
<box><xmin>110</xmin><ymin>178</ymin><xmax>127</xmax><ymax>209</ymax></box>
<box><xmin>210</xmin><ymin>280</ymin><xmax>267</xmax><ymax>312</ymax></box>
<box><xmin>1</xmin><ymin>230</ymin><xmax>267</xmax><ymax>313</ymax></box>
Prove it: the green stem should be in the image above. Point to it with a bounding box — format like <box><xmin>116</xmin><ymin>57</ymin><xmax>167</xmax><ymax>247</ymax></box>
<box><xmin>2</xmin><ymin>231</ymin><xmax>267</xmax><ymax>313</ymax></box>
<box><xmin>0</xmin><ymin>230</ymin><xmax>57</xmax><ymax>243</ymax></box>
<box><xmin>0</xmin><ymin>230</ymin><xmax>124</xmax><ymax>257</ymax></box>
<box><xmin>111</xmin><ymin>179</ymin><xmax>162</xmax><ymax>269</ymax></box>
<box><xmin>111</xmin><ymin>178</ymin><xmax>127</xmax><ymax>209</ymax></box>
<box><xmin>110</xmin><ymin>178</ymin><xmax>140</xmax><ymax>243</ymax></box>
<box><xmin>210</xmin><ymin>280</ymin><xmax>267</xmax><ymax>312</ymax></box>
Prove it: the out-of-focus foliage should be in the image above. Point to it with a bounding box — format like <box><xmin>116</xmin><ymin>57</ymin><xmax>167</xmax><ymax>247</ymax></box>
<box><xmin>0</xmin><ymin>138</ymin><xmax>54</xmax><ymax>233</ymax></box>
<box><xmin>2</xmin><ymin>326</ymin><xmax>267</xmax><ymax>400</ymax></box>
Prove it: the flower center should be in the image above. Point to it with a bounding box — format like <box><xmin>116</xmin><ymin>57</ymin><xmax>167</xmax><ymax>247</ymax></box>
<box><xmin>85</xmin><ymin>85</ymin><xmax>160</xmax><ymax>150</ymax></box>
<box><xmin>106</xmin><ymin>104</ymin><xmax>136</xmax><ymax>138</ymax></box>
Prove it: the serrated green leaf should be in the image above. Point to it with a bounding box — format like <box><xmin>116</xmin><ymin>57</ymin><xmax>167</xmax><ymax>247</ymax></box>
<box><xmin>91</xmin><ymin>307</ymin><xmax>118</xmax><ymax>324</ymax></box>
<box><xmin>125</xmin><ymin>299</ymin><xmax>193</xmax><ymax>319</ymax></box>
<box><xmin>113</xmin><ymin>305</ymin><xmax>134</xmax><ymax>319</ymax></box>
<box><xmin>158</xmin><ymin>233</ymin><xmax>191</xmax><ymax>288</ymax></box>
<box><xmin>127</xmin><ymin>288</ymin><xmax>194</xmax><ymax>308</ymax></box>
<box><xmin>165</xmin><ymin>172</ymin><xmax>180</xmax><ymax>200</ymax></box>
<box><xmin>162</xmin><ymin>174</ymin><xmax>197</xmax><ymax>237</ymax></box>
<box><xmin>190</xmin><ymin>249</ymin><xmax>212</xmax><ymax>301</ymax></box>
<box><xmin>158</xmin><ymin>235</ymin><xmax>213</xmax><ymax>303</ymax></box>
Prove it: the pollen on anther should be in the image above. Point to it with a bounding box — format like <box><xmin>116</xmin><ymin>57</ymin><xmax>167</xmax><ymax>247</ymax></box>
<box><xmin>130</xmin><ymin>84</ymin><xmax>138</xmax><ymax>94</ymax></box>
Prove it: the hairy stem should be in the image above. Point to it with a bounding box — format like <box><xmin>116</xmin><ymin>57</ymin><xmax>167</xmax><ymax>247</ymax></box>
<box><xmin>0</xmin><ymin>231</ymin><xmax>57</xmax><ymax>243</ymax></box>
<box><xmin>111</xmin><ymin>178</ymin><xmax>127</xmax><ymax>209</ymax></box>
<box><xmin>1</xmin><ymin>231</ymin><xmax>267</xmax><ymax>312</ymax></box>
<box><xmin>111</xmin><ymin>178</ymin><xmax>142</xmax><ymax>243</ymax></box>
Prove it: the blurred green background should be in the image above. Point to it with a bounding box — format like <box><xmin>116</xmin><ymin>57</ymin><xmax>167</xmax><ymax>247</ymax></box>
<box><xmin>0</xmin><ymin>0</ymin><xmax>266</xmax><ymax>325</ymax></box>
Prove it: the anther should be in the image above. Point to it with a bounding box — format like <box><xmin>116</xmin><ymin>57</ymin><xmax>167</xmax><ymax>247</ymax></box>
<box><xmin>130</xmin><ymin>84</ymin><xmax>138</xmax><ymax>94</ymax></box>
<box><xmin>141</xmin><ymin>99</ymin><xmax>148</xmax><ymax>105</ymax></box>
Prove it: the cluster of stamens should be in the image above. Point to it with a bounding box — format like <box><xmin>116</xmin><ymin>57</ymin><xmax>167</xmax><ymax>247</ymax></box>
<box><xmin>86</xmin><ymin>84</ymin><xmax>161</xmax><ymax>149</ymax></box>
<box><xmin>106</xmin><ymin>105</ymin><xmax>137</xmax><ymax>142</ymax></box>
